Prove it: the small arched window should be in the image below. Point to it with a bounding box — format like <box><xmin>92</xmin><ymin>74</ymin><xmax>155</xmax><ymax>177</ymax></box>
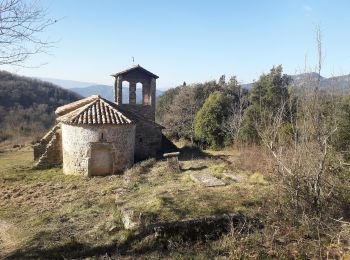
<box><xmin>122</xmin><ymin>81</ymin><xmax>130</xmax><ymax>104</ymax></box>
<box><xmin>136</xmin><ymin>82</ymin><xmax>143</xmax><ymax>104</ymax></box>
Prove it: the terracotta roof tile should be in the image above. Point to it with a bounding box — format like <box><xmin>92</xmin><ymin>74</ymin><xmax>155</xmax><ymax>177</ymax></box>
<box><xmin>55</xmin><ymin>95</ymin><xmax>100</xmax><ymax>117</ymax></box>
<box><xmin>57</xmin><ymin>96</ymin><xmax>133</xmax><ymax>125</ymax></box>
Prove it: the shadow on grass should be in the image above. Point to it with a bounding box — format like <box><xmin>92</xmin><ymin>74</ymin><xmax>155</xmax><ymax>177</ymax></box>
<box><xmin>115</xmin><ymin>212</ymin><xmax>264</xmax><ymax>256</ymax></box>
<box><xmin>178</xmin><ymin>145</ymin><xmax>232</xmax><ymax>166</ymax></box>
<box><xmin>6</xmin><ymin>214</ymin><xmax>262</xmax><ymax>259</ymax></box>
<box><xmin>5</xmin><ymin>233</ymin><xmax>118</xmax><ymax>260</ymax></box>
<box><xmin>181</xmin><ymin>165</ymin><xmax>208</xmax><ymax>172</ymax></box>
<box><xmin>5</xmin><ymin>230</ymin><xmax>167</xmax><ymax>259</ymax></box>
<box><xmin>178</xmin><ymin>145</ymin><xmax>212</xmax><ymax>161</ymax></box>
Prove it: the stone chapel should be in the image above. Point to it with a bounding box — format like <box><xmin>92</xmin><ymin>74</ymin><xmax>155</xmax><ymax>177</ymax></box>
<box><xmin>33</xmin><ymin>64</ymin><xmax>165</xmax><ymax>176</ymax></box>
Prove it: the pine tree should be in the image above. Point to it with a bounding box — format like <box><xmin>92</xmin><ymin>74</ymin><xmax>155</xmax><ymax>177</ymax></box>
<box><xmin>238</xmin><ymin>65</ymin><xmax>291</xmax><ymax>143</ymax></box>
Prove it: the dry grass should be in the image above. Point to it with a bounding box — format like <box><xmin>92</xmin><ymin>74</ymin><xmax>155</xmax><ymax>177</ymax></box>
<box><xmin>0</xmin><ymin>149</ymin><xmax>125</xmax><ymax>259</ymax></box>
<box><xmin>1</xmin><ymin>146</ymin><xmax>348</xmax><ymax>259</ymax></box>
<box><xmin>0</xmin><ymin>146</ymin><xmax>271</xmax><ymax>258</ymax></box>
<box><xmin>118</xmin><ymin>145</ymin><xmax>271</xmax><ymax>226</ymax></box>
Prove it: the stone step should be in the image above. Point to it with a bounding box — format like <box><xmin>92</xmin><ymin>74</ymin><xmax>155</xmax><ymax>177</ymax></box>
<box><xmin>190</xmin><ymin>173</ymin><xmax>225</xmax><ymax>187</ymax></box>
<box><xmin>34</xmin><ymin>130</ymin><xmax>62</xmax><ymax>169</ymax></box>
<box><xmin>33</xmin><ymin>124</ymin><xmax>61</xmax><ymax>160</ymax></box>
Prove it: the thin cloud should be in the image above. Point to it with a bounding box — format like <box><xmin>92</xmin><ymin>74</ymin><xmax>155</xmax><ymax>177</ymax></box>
<box><xmin>303</xmin><ymin>5</ymin><xmax>313</xmax><ymax>12</ymax></box>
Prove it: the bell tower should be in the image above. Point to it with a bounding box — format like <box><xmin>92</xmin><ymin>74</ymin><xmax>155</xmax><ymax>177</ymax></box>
<box><xmin>111</xmin><ymin>64</ymin><xmax>158</xmax><ymax>122</ymax></box>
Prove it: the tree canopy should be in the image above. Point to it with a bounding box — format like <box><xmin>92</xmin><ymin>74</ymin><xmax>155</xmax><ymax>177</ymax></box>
<box><xmin>194</xmin><ymin>91</ymin><xmax>231</xmax><ymax>148</ymax></box>
<box><xmin>238</xmin><ymin>65</ymin><xmax>291</xmax><ymax>143</ymax></box>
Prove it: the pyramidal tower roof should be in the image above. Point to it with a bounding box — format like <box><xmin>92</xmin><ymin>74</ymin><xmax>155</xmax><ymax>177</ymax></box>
<box><xmin>111</xmin><ymin>64</ymin><xmax>159</xmax><ymax>79</ymax></box>
<box><xmin>56</xmin><ymin>95</ymin><xmax>133</xmax><ymax>125</ymax></box>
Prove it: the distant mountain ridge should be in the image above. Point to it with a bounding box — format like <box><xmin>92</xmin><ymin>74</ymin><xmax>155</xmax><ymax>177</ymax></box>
<box><xmin>242</xmin><ymin>73</ymin><xmax>350</xmax><ymax>90</ymax></box>
<box><xmin>40</xmin><ymin>77</ymin><xmax>163</xmax><ymax>102</ymax></box>
<box><xmin>71</xmin><ymin>85</ymin><xmax>114</xmax><ymax>100</ymax></box>
<box><xmin>39</xmin><ymin>73</ymin><xmax>350</xmax><ymax>100</ymax></box>
<box><xmin>39</xmin><ymin>77</ymin><xmax>97</xmax><ymax>89</ymax></box>
<box><xmin>71</xmin><ymin>84</ymin><xmax>164</xmax><ymax>103</ymax></box>
<box><xmin>291</xmin><ymin>73</ymin><xmax>350</xmax><ymax>89</ymax></box>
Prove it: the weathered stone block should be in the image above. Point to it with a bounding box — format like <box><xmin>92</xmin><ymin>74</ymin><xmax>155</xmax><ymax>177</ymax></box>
<box><xmin>191</xmin><ymin>173</ymin><xmax>226</xmax><ymax>187</ymax></box>
<box><xmin>222</xmin><ymin>172</ymin><xmax>244</xmax><ymax>182</ymax></box>
<box><xmin>121</xmin><ymin>208</ymin><xmax>142</xmax><ymax>230</ymax></box>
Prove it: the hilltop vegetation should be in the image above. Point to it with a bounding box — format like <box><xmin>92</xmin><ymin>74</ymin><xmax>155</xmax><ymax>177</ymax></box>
<box><xmin>156</xmin><ymin>76</ymin><xmax>248</xmax><ymax>145</ymax></box>
<box><xmin>156</xmin><ymin>65</ymin><xmax>350</xmax><ymax>258</ymax></box>
<box><xmin>0</xmin><ymin>71</ymin><xmax>81</xmax><ymax>145</ymax></box>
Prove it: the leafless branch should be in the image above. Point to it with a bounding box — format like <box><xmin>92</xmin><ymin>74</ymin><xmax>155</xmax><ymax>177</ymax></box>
<box><xmin>0</xmin><ymin>0</ymin><xmax>56</xmax><ymax>66</ymax></box>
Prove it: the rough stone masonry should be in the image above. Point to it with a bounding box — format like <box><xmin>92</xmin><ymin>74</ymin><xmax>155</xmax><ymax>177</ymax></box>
<box><xmin>34</xmin><ymin>65</ymin><xmax>167</xmax><ymax>176</ymax></box>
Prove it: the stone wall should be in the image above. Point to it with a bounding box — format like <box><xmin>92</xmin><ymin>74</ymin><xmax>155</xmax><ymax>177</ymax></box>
<box><xmin>61</xmin><ymin>123</ymin><xmax>135</xmax><ymax>176</ymax></box>
<box><xmin>33</xmin><ymin>124</ymin><xmax>61</xmax><ymax>161</ymax></box>
<box><xmin>134</xmin><ymin>121</ymin><xmax>162</xmax><ymax>161</ymax></box>
<box><xmin>116</xmin><ymin>104</ymin><xmax>162</xmax><ymax>161</ymax></box>
<box><xmin>119</xmin><ymin>104</ymin><xmax>155</xmax><ymax>122</ymax></box>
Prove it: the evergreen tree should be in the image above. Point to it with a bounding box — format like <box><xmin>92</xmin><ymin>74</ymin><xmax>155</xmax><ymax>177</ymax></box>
<box><xmin>194</xmin><ymin>91</ymin><xmax>231</xmax><ymax>148</ymax></box>
<box><xmin>218</xmin><ymin>74</ymin><xmax>226</xmax><ymax>87</ymax></box>
<box><xmin>238</xmin><ymin>65</ymin><xmax>291</xmax><ymax>143</ymax></box>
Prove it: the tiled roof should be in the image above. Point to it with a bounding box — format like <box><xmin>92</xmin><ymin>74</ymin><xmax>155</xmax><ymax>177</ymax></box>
<box><xmin>55</xmin><ymin>95</ymin><xmax>100</xmax><ymax>117</ymax></box>
<box><xmin>111</xmin><ymin>64</ymin><xmax>159</xmax><ymax>79</ymax></box>
<box><xmin>57</xmin><ymin>95</ymin><xmax>133</xmax><ymax>125</ymax></box>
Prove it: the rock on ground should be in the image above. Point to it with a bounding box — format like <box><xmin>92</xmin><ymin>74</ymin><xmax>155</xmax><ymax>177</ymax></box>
<box><xmin>190</xmin><ymin>173</ymin><xmax>225</xmax><ymax>187</ymax></box>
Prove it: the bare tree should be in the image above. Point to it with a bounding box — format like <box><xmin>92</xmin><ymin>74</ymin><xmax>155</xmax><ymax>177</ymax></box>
<box><xmin>224</xmin><ymin>86</ymin><xmax>248</xmax><ymax>141</ymax></box>
<box><xmin>164</xmin><ymin>86</ymin><xmax>198</xmax><ymax>143</ymax></box>
<box><xmin>255</xmin><ymin>27</ymin><xmax>348</xmax><ymax>221</ymax></box>
<box><xmin>0</xmin><ymin>0</ymin><xmax>56</xmax><ymax>66</ymax></box>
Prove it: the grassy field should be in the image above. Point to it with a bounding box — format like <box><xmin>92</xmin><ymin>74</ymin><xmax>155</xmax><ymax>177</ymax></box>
<box><xmin>0</xmin><ymin>146</ymin><xmax>274</xmax><ymax>259</ymax></box>
<box><xmin>119</xmin><ymin>157</ymin><xmax>269</xmax><ymax>225</ymax></box>
<box><xmin>0</xmin><ymin>149</ymin><xmax>125</xmax><ymax>259</ymax></box>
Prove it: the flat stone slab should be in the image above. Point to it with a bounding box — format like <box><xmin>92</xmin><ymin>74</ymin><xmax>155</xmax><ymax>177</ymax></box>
<box><xmin>191</xmin><ymin>173</ymin><xmax>225</xmax><ymax>187</ymax></box>
<box><xmin>222</xmin><ymin>172</ymin><xmax>244</xmax><ymax>182</ymax></box>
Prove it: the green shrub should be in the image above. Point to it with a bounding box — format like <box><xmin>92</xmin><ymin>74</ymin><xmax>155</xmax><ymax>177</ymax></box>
<box><xmin>194</xmin><ymin>92</ymin><xmax>231</xmax><ymax>148</ymax></box>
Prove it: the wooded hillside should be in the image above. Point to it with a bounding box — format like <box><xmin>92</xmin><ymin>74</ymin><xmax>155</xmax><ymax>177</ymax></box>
<box><xmin>0</xmin><ymin>71</ymin><xmax>81</xmax><ymax>144</ymax></box>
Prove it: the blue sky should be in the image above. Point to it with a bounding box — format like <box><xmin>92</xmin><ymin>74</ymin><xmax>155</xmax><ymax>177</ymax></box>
<box><xmin>5</xmin><ymin>0</ymin><xmax>350</xmax><ymax>89</ymax></box>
